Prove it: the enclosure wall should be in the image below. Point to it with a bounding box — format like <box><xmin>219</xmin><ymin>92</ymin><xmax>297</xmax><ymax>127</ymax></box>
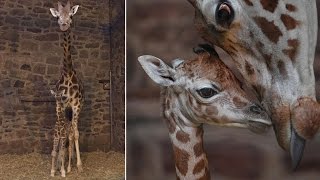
<box><xmin>0</xmin><ymin>0</ymin><xmax>113</xmax><ymax>154</ymax></box>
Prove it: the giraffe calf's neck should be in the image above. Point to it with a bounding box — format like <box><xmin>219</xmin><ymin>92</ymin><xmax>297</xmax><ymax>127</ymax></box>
<box><xmin>163</xmin><ymin>88</ymin><xmax>210</xmax><ymax>180</ymax></box>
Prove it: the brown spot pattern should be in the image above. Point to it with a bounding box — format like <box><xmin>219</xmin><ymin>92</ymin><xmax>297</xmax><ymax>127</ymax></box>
<box><xmin>260</xmin><ymin>0</ymin><xmax>278</xmax><ymax>12</ymax></box>
<box><xmin>194</xmin><ymin>141</ymin><xmax>204</xmax><ymax>157</ymax></box>
<box><xmin>193</xmin><ymin>159</ymin><xmax>205</xmax><ymax>174</ymax></box>
<box><xmin>196</xmin><ymin>127</ymin><xmax>203</xmax><ymax>137</ymax></box>
<box><xmin>176</xmin><ymin>130</ymin><xmax>190</xmax><ymax>143</ymax></box>
<box><xmin>245</xmin><ymin>61</ymin><xmax>255</xmax><ymax>76</ymax></box>
<box><xmin>198</xmin><ymin>168</ymin><xmax>210</xmax><ymax>180</ymax></box>
<box><xmin>233</xmin><ymin>97</ymin><xmax>247</xmax><ymax>108</ymax></box>
<box><xmin>282</xmin><ymin>39</ymin><xmax>299</xmax><ymax>61</ymax></box>
<box><xmin>243</xmin><ymin>0</ymin><xmax>253</xmax><ymax>6</ymax></box>
<box><xmin>263</xmin><ymin>53</ymin><xmax>272</xmax><ymax>70</ymax></box>
<box><xmin>254</xmin><ymin>17</ymin><xmax>283</xmax><ymax>43</ymax></box>
<box><xmin>205</xmin><ymin>106</ymin><xmax>218</xmax><ymax>115</ymax></box>
<box><xmin>286</xmin><ymin>4</ymin><xmax>297</xmax><ymax>12</ymax></box>
<box><xmin>166</xmin><ymin>112</ymin><xmax>176</xmax><ymax>134</ymax></box>
<box><xmin>281</xmin><ymin>14</ymin><xmax>298</xmax><ymax>30</ymax></box>
<box><xmin>277</xmin><ymin>61</ymin><xmax>288</xmax><ymax>78</ymax></box>
<box><xmin>173</xmin><ymin>145</ymin><xmax>190</xmax><ymax>176</ymax></box>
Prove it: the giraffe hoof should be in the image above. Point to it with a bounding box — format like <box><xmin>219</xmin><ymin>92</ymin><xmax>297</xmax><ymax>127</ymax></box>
<box><xmin>67</xmin><ymin>166</ymin><xmax>71</xmax><ymax>173</ymax></box>
<box><xmin>50</xmin><ymin>172</ymin><xmax>55</xmax><ymax>177</ymax></box>
<box><xmin>61</xmin><ymin>172</ymin><xmax>66</xmax><ymax>178</ymax></box>
<box><xmin>77</xmin><ymin>164</ymin><xmax>83</xmax><ymax>172</ymax></box>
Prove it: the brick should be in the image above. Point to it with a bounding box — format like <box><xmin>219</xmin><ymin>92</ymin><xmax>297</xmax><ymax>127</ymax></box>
<box><xmin>33</xmin><ymin>7</ymin><xmax>47</xmax><ymax>13</ymax></box>
<box><xmin>5</xmin><ymin>16</ymin><xmax>19</xmax><ymax>25</ymax></box>
<box><xmin>32</xmin><ymin>64</ymin><xmax>46</xmax><ymax>75</ymax></box>
<box><xmin>47</xmin><ymin>65</ymin><xmax>60</xmax><ymax>75</ymax></box>
<box><xmin>35</xmin><ymin>33</ymin><xmax>59</xmax><ymax>41</ymax></box>
<box><xmin>21</xmin><ymin>40</ymin><xmax>38</xmax><ymax>51</ymax></box>
<box><xmin>14</xmin><ymin>80</ymin><xmax>25</xmax><ymax>88</ymax></box>
<box><xmin>34</xmin><ymin>19</ymin><xmax>50</xmax><ymax>28</ymax></box>
<box><xmin>46</xmin><ymin>56</ymin><xmax>61</xmax><ymax>65</ymax></box>
<box><xmin>85</xmin><ymin>42</ymin><xmax>100</xmax><ymax>48</ymax></box>
<box><xmin>79</xmin><ymin>49</ymin><xmax>89</xmax><ymax>58</ymax></box>
<box><xmin>10</xmin><ymin>9</ymin><xmax>25</xmax><ymax>16</ymax></box>
<box><xmin>20</xmin><ymin>64</ymin><xmax>31</xmax><ymax>71</ymax></box>
<box><xmin>79</xmin><ymin>21</ymin><xmax>96</xmax><ymax>28</ymax></box>
<box><xmin>0</xmin><ymin>31</ymin><xmax>19</xmax><ymax>41</ymax></box>
<box><xmin>26</xmin><ymin>28</ymin><xmax>41</xmax><ymax>33</ymax></box>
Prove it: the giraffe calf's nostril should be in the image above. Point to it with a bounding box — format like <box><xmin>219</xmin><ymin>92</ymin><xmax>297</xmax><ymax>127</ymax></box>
<box><xmin>250</xmin><ymin>105</ymin><xmax>263</xmax><ymax>114</ymax></box>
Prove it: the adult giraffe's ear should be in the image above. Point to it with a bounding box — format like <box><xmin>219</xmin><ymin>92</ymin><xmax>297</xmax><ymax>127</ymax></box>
<box><xmin>50</xmin><ymin>8</ymin><xmax>59</xmax><ymax>17</ymax></box>
<box><xmin>138</xmin><ymin>55</ymin><xmax>176</xmax><ymax>87</ymax></box>
<box><xmin>70</xmin><ymin>5</ymin><xmax>80</xmax><ymax>16</ymax></box>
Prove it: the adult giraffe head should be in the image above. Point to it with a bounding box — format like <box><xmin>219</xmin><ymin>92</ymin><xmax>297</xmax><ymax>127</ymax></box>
<box><xmin>187</xmin><ymin>0</ymin><xmax>320</xmax><ymax>168</ymax></box>
<box><xmin>50</xmin><ymin>1</ymin><xmax>79</xmax><ymax>31</ymax></box>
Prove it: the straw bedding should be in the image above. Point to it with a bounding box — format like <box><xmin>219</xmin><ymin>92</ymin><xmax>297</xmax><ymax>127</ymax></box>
<box><xmin>0</xmin><ymin>151</ymin><xmax>124</xmax><ymax>180</ymax></box>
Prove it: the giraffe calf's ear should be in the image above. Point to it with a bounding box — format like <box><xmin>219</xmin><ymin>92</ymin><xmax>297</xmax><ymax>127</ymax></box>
<box><xmin>50</xmin><ymin>90</ymin><xmax>56</xmax><ymax>96</ymax></box>
<box><xmin>50</xmin><ymin>8</ymin><xmax>59</xmax><ymax>17</ymax></box>
<box><xmin>138</xmin><ymin>55</ymin><xmax>176</xmax><ymax>87</ymax></box>
<box><xmin>70</xmin><ymin>5</ymin><xmax>80</xmax><ymax>16</ymax></box>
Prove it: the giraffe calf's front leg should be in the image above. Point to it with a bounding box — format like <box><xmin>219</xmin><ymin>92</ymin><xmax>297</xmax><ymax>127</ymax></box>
<box><xmin>59</xmin><ymin>137</ymin><xmax>67</xmax><ymax>177</ymax></box>
<box><xmin>51</xmin><ymin>138</ymin><xmax>59</xmax><ymax>177</ymax></box>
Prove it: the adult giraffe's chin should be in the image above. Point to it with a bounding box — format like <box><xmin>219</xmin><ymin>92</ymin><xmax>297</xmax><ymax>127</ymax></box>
<box><xmin>187</xmin><ymin>0</ymin><xmax>320</xmax><ymax>169</ymax></box>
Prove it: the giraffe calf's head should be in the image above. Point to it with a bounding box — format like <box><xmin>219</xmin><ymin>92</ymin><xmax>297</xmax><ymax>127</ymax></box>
<box><xmin>50</xmin><ymin>89</ymin><xmax>67</xmax><ymax>103</ymax></box>
<box><xmin>139</xmin><ymin>44</ymin><xmax>271</xmax><ymax>133</ymax></box>
<box><xmin>50</xmin><ymin>1</ymin><xmax>79</xmax><ymax>31</ymax></box>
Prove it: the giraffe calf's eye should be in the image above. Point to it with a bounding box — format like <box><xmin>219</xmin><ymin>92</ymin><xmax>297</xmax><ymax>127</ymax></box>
<box><xmin>215</xmin><ymin>2</ymin><xmax>234</xmax><ymax>28</ymax></box>
<box><xmin>197</xmin><ymin>88</ymin><xmax>218</xmax><ymax>98</ymax></box>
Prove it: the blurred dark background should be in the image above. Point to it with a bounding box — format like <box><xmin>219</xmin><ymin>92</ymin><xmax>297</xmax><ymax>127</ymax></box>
<box><xmin>127</xmin><ymin>0</ymin><xmax>320</xmax><ymax>179</ymax></box>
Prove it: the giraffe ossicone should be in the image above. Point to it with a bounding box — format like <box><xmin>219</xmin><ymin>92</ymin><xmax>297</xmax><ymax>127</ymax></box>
<box><xmin>139</xmin><ymin>44</ymin><xmax>272</xmax><ymax>179</ymax></box>
<box><xmin>188</xmin><ymin>0</ymin><xmax>320</xmax><ymax>168</ymax></box>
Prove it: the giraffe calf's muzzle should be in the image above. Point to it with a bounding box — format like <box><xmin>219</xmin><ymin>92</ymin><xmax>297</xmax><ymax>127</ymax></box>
<box><xmin>247</xmin><ymin>104</ymin><xmax>272</xmax><ymax>134</ymax></box>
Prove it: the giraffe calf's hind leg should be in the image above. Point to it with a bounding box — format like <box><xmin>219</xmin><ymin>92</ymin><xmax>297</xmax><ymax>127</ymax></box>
<box><xmin>59</xmin><ymin>137</ymin><xmax>67</xmax><ymax>177</ymax></box>
<box><xmin>67</xmin><ymin>127</ymin><xmax>74</xmax><ymax>173</ymax></box>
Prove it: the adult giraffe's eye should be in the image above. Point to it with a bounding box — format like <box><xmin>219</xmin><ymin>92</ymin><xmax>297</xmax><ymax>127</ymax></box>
<box><xmin>197</xmin><ymin>88</ymin><xmax>218</xmax><ymax>98</ymax></box>
<box><xmin>215</xmin><ymin>2</ymin><xmax>234</xmax><ymax>28</ymax></box>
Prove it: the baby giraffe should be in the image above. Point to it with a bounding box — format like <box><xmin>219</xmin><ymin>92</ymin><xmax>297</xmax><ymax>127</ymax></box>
<box><xmin>50</xmin><ymin>89</ymin><xmax>72</xmax><ymax>177</ymax></box>
<box><xmin>139</xmin><ymin>44</ymin><xmax>272</xmax><ymax>179</ymax></box>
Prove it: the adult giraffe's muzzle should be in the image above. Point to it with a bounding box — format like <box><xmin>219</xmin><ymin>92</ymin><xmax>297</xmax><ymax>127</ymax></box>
<box><xmin>272</xmin><ymin>97</ymin><xmax>320</xmax><ymax>169</ymax></box>
<box><xmin>290</xmin><ymin>98</ymin><xmax>320</xmax><ymax>169</ymax></box>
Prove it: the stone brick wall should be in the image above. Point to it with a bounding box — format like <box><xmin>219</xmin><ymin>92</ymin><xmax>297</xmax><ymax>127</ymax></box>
<box><xmin>127</xmin><ymin>0</ymin><xmax>320</xmax><ymax>179</ymax></box>
<box><xmin>110</xmin><ymin>0</ymin><xmax>125</xmax><ymax>153</ymax></box>
<box><xmin>0</xmin><ymin>0</ymin><xmax>122</xmax><ymax>154</ymax></box>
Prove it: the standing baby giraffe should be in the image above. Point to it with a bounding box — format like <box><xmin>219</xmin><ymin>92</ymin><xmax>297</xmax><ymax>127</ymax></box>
<box><xmin>139</xmin><ymin>44</ymin><xmax>272</xmax><ymax>179</ymax></box>
<box><xmin>50</xmin><ymin>1</ymin><xmax>84</xmax><ymax>176</ymax></box>
<box><xmin>50</xmin><ymin>89</ymin><xmax>72</xmax><ymax>177</ymax></box>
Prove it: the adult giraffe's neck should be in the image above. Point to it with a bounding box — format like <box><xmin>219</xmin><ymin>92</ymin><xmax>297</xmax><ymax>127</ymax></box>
<box><xmin>161</xmin><ymin>88</ymin><xmax>210</xmax><ymax>180</ymax></box>
<box><xmin>62</xmin><ymin>29</ymin><xmax>74</xmax><ymax>75</ymax></box>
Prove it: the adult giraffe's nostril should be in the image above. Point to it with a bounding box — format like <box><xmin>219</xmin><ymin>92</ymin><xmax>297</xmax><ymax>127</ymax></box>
<box><xmin>250</xmin><ymin>104</ymin><xmax>263</xmax><ymax>114</ymax></box>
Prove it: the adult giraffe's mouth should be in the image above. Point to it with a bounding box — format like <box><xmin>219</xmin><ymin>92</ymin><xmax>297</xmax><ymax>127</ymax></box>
<box><xmin>290</xmin><ymin>127</ymin><xmax>305</xmax><ymax>170</ymax></box>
